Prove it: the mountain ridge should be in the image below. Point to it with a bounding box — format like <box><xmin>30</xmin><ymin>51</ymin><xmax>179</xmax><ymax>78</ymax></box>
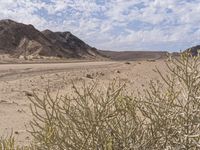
<box><xmin>1</xmin><ymin>19</ymin><xmax>199</xmax><ymax>62</ymax></box>
<box><xmin>0</xmin><ymin>19</ymin><xmax>102</xmax><ymax>59</ymax></box>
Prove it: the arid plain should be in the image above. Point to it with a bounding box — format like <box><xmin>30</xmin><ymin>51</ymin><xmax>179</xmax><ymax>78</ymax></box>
<box><xmin>0</xmin><ymin>59</ymin><xmax>167</xmax><ymax>146</ymax></box>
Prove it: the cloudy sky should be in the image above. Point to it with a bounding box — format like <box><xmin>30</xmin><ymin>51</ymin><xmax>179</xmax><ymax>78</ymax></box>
<box><xmin>0</xmin><ymin>0</ymin><xmax>200</xmax><ymax>51</ymax></box>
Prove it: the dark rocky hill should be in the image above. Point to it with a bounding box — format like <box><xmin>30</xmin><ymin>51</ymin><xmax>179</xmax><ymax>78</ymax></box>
<box><xmin>184</xmin><ymin>45</ymin><xmax>200</xmax><ymax>56</ymax></box>
<box><xmin>0</xmin><ymin>19</ymin><xmax>102</xmax><ymax>59</ymax></box>
<box><xmin>42</xmin><ymin>30</ymin><xmax>99</xmax><ymax>58</ymax></box>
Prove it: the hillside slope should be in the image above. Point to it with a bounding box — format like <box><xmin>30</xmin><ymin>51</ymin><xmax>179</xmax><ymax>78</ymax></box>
<box><xmin>0</xmin><ymin>19</ymin><xmax>102</xmax><ymax>59</ymax></box>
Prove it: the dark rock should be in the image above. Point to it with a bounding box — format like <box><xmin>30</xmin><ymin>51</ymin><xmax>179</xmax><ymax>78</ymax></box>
<box><xmin>125</xmin><ymin>61</ymin><xmax>131</xmax><ymax>64</ymax></box>
<box><xmin>116</xmin><ymin>70</ymin><xmax>120</xmax><ymax>73</ymax></box>
<box><xmin>24</xmin><ymin>91</ymin><xmax>34</xmax><ymax>97</ymax></box>
<box><xmin>86</xmin><ymin>74</ymin><xmax>93</xmax><ymax>79</ymax></box>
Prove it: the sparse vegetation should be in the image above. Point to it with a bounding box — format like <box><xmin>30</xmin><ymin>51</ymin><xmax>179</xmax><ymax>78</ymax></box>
<box><xmin>137</xmin><ymin>53</ymin><xmax>200</xmax><ymax>149</ymax></box>
<box><xmin>1</xmin><ymin>53</ymin><xmax>200</xmax><ymax>149</ymax></box>
<box><xmin>0</xmin><ymin>135</ymin><xmax>32</xmax><ymax>150</ymax></box>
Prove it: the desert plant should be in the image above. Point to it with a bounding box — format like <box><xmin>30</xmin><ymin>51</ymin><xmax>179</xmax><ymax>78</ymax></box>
<box><xmin>28</xmin><ymin>81</ymin><xmax>145</xmax><ymax>150</ymax></box>
<box><xmin>137</xmin><ymin>53</ymin><xmax>200</xmax><ymax>149</ymax></box>
<box><xmin>25</xmin><ymin>52</ymin><xmax>200</xmax><ymax>150</ymax></box>
<box><xmin>0</xmin><ymin>134</ymin><xmax>33</xmax><ymax>150</ymax></box>
<box><xmin>0</xmin><ymin>135</ymin><xmax>17</xmax><ymax>150</ymax></box>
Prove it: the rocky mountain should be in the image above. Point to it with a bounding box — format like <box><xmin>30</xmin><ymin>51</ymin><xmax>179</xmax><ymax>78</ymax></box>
<box><xmin>42</xmin><ymin>30</ymin><xmax>98</xmax><ymax>58</ymax></box>
<box><xmin>185</xmin><ymin>45</ymin><xmax>200</xmax><ymax>56</ymax></box>
<box><xmin>0</xmin><ymin>19</ymin><xmax>102</xmax><ymax>59</ymax></box>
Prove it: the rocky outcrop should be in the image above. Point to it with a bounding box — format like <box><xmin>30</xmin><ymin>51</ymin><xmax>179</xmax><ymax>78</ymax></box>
<box><xmin>0</xmin><ymin>19</ymin><xmax>102</xmax><ymax>59</ymax></box>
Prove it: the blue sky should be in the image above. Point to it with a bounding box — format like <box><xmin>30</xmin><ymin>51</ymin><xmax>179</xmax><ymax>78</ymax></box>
<box><xmin>1</xmin><ymin>0</ymin><xmax>200</xmax><ymax>51</ymax></box>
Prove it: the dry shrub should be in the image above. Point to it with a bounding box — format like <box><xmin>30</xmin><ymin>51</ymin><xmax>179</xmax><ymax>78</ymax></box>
<box><xmin>28</xmin><ymin>81</ymin><xmax>145</xmax><ymax>149</ymax></box>
<box><xmin>136</xmin><ymin>53</ymin><xmax>200</xmax><ymax>149</ymax></box>
<box><xmin>0</xmin><ymin>135</ymin><xmax>32</xmax><ymax>150</ymax></box>
<box><xmin>30</xmin><ymin>54</ymin><xmax>200</xmax><ymax>150</ymax></box>
<box><xmin>0</xmin><ymin>135</ymin><xmax>17</xmax><ymax>150</ymax></box>
<box><xmin>28</xmin><ymin>53</ymin><xmax>200</xmax><ymax>150</ymax></box>
<box><xmin>1</xmin><ymin>53</ymin><xmax>200</xmax><ymax>150</ymax></box>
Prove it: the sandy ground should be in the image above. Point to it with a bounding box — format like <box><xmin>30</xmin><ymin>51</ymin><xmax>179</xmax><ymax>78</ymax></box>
<box><xmin>0</xmin><ymin>60</ymin><xmax>167</xmax><ymax>146</ymax></box>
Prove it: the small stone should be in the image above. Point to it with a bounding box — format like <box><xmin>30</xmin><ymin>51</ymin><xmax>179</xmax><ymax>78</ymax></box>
<box><xmin>0</xmin><ymin>100</ymin><xmax>7</xmax><ymax>103</ymax></box>
<box><xmin>14</xmin><ymin>131</ymin><xmax>19</xmax><ymax>135</ymax></box>
<box><xmin>86</xmin><ymin>74</ymin><xmax>93</xmax><ymax>79</ymax></box>
<box><xmin>125</xmin><ymin>62</ymin><xmax>131</xmax><ymax>64</ymax></box>
<box><xmin>116</xmin><ymin>70</ymin><xmax>120</xmax><ymax>73</ymax></box>
<box><xmin>24</xmin><ymin>91</ymin><xmax>34</xmax><ymax>97</ymax></box>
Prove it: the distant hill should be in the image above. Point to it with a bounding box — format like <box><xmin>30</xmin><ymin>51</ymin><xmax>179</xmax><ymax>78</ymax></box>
<box><xmin>184</xmin><ymin>45</ymin><xmax>200</xmax><ymax>56</ymax></box>
<box><xmin>42</xmin><ymin>30</ymin><xmax>99</xmax><ymax>58</ymax></box>
<box><xmin>99</xmin><ymin>50</ymin><xmax>169</xmax><ymax>61</ymax></box>
<box><xmin>0</xmin><ymin>19</ymin><xmax>102</xmax><ymax>59</ymax></box>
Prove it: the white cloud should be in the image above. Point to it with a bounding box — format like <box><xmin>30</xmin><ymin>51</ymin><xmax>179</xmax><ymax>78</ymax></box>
<box><xmin>0</xmin><ymin>0</ymin><xmax>47</xmax><ymax>29</ymax></box>
<box><xmin>0</xmin><ymin>0</ymin><xmax>200</xmax><ymax>51</ymax></box>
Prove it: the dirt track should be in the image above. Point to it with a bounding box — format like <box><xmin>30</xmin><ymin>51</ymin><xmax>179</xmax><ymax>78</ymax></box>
<box><xmin>0</xmin><ymin>61</ymin><xmax>115</xmax><ymax>80</ymax></box>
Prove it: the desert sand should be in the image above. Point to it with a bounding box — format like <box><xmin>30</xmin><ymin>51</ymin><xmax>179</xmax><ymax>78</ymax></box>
<box><xmin>0</xmin><ymin>60</ymin><xmax>167</xmax><ymax>146</ymax></box>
